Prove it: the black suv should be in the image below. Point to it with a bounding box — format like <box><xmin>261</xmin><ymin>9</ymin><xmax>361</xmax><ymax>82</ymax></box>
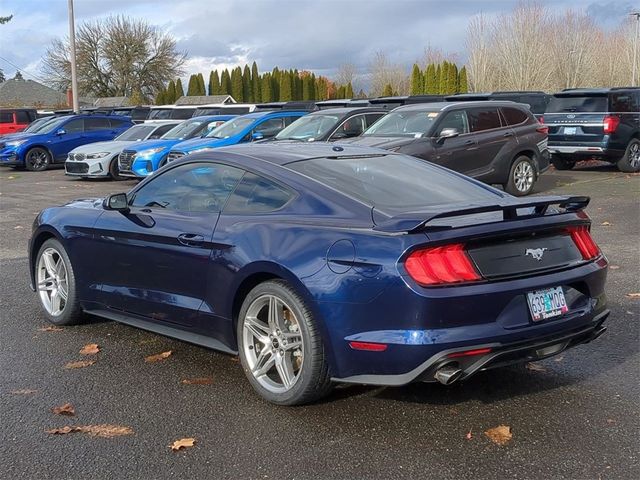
<box><xmin>446</xmin><ymin>91</ymin><xmax>550</xmax><ymax>116</ymax></box>
<box><xmin>266</xmin><ymin>107</ymin><xmax>387</xmax><ymax>142</ymax></box>
<box><xmin>345</xmin><ymin>101</ymin><xmax>549</xmax><ymax>196</ymax></box>
<box><xmin>545</xmin><ymin>88</ymin><xmax>640</xmax><ymax>172</ymax></box>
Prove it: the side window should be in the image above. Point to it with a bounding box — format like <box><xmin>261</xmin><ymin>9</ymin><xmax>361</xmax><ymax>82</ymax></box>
<box><xmin>63</xmin><ymin>119</ymin><xmax>84</xmax><ymax>133</ymax></box>
<box><xmin>0</xmin><ymin>112</ymin><xmax>13</xmax><ymax>123</ymax></box>
<box><xmin>130</xmin><ymin>163</ymin><xmax>244</xmax><ymax>213</ymax></box>
<box><xmin>283</xmin><ymin>116</ymin><xmax>299</xmax><ymax>126</ymax></box>
<box><xmin>434</xmin><ymin>110</ymin><xmax>469</xmax><ymax>136</ymax></box>
<box><xmin>467</xmin><ymin>108</ymin><xmax>502</xmax><ymax>132</ymax></box>
<box><xmin>109</xmin><ymin>119</ymin><xmax>129</xmax><ymax>129</ymax></box>
<box><xmin>16</xmin><ymin>111</ymin><xmax>31</xmax><ymax>123</ymax></box>
<box><xmin>501</xmin><ymin>107</ymin><xmax>529</xmax><ymax>126</ymax></box>
<box><xmin>85</xmin><ymin>118</ymin><xmax>111</xmax><ymax>131</ymax></box>
<box><xmin>254</xmin><ymin>118</ymin><xmax>285</xmax><ymax>137</ymax></box>
<box><xmin>150</xmin><ymin>124</ymin><xmax>175</xmax><ymax>139</ymax></box>
<box><xmin>332</xmin><ymin>115</ymin><xmax>366</xmax><ymax>139</ymax></box>
<box><xmin>611</xmin><ymin>93</ymin><xmax>634</xmax><ymax>113</ymax></box>
<box><xmin>224</xmin><ymin>172</ymin><xmax>294</xmax><ymax>214</ymax></box>
<box><xmin>365</xmin><ymin>113</ymin><xmax>385</xmax><ymax>128</ymax></box>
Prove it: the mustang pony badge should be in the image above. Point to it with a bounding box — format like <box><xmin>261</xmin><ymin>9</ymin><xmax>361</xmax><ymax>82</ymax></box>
<box><xmin>525</xmin><ymin>248</ymin><xmax>547</xmax><ymax>261</ymax></box>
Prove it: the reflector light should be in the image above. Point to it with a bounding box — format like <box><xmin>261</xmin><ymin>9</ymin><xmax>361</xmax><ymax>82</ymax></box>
<box><xmin>349</xmin><ymin>341</ymin><xmax>388</xmax><ymax>352</ymax></box>
<box><xmin>603</xmin><ymin>115</ymin><xmax>620</xmax><ymax>135</ymax></box>
<box><xmin>567</xmin><ymin>225</ymin><xmax>600</xmax><ymax>260</ymax></box>
<box><xmin>405</xmin><ymin>244</ymin><xmax>481</xmax><ymax>286</ymax></box>
<box><xmin>447</xmin><ymin>347</ymin><xmax>492</xmax><ymax>358</ymax></box>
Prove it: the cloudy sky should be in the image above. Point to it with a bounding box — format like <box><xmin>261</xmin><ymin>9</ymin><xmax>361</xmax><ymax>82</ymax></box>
<box><xmin>0</xmin><ymin>0</ymin><xmax>635</xmax><ymax>89</ymax></box>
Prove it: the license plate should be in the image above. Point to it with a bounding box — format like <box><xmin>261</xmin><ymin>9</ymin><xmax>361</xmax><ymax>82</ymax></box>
<box><xmin>526</xmin><ymin>287</ymin><xmax>568</xmax><ymax>322</ymax></box>
<box><xmin>564</xmin><ymin>127</ymin><xmax>577</xmax><ymax>135</ymax></box>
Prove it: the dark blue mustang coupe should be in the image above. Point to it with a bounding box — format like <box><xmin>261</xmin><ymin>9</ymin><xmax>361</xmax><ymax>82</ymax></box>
<box><xmin>29</xmin><ymin>143</ymin><xmax>609</xmax><ymax>405</ymax></box>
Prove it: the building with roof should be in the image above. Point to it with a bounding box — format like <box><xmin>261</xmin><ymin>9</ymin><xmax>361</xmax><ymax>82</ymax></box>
<box><xmin>175</xmin><ymin>95</ymin><xmax>236</xmax><ymax>105</ymax></box>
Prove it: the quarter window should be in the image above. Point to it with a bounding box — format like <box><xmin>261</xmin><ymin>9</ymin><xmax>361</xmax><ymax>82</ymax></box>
<box><xmin>611</xmin><ymin>93</ymin><xmax>638</xmax><ymax>113</ymax></box>
<box><xmin>224</xmin><ymin>172</ymin><xmax>293</xmax><ymax>213</ymax></box>
<box><xmin>130</xmin><ymin>163</ymin><xmax>244</xmax><ymax>213</ymax></box>
<box><xmin>501</xmin><ymin>107</ymin><xmax>529</xmax><ymax>126</ymax></box>
<box><xmin>467</xmin><ymin>108</ymin><xmax>502</xmax><ymax>132</ymax></box>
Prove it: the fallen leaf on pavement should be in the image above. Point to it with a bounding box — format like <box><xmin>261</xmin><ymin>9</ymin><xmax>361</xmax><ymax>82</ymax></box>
<box><xmin>11</xmin><ymin>389</ymin><xmax>37</xmax><ymax>395</ymax></box>
<box><xmin>609</xmin><ymin>265</ymin><xmax>620</xmax><ymax>270</ymax></box>
<box><xmin>170</xmin><ymin>437</ymin><xmax>196</xmax><ymax>451</ymax></box>
<box><xmin>626</xmin><ymin>293</ymin><xmax>640</xmax><ymax>298</ymax></box>
<box><xmin>38</xmin><ymin>326</ymin><xmax>63</xmax><ymax>332</ymax></box>
<box><xmin>181</xmin><ymin>377</ymin><xmax>213</xmax><ymax>385</ymax></box>
<box><xmin>485</xmin><ymin>425</ymin><xmax>512</xmax><ymax>446</ymax></box>
<box><xmin>526</xmin><ymin>362</ymin><xmax>547</xmax><ymax>372</ymax></box>
<box><xmin>554</xmin><ymin>356</ymin><xmax>564</xmax><ymax>362</ymax></box>
<box><xmin>79</xmin><ymin>343</ymin><xmax>100</xmax><ymax>355</ymax></box>
<box><xmin>600</xmin><ymin>221</ymin><xmax>612</xmax><ymax>226</ymax></box>
<box><xmin>64</xmin><ymin>360</ymin><xmax>96</xmax><ymax>369</ymax></box>
<box><xmin>230</xmin><ymin>356</ymin><xmax>239</xmax><ymax>363</ymax></box>
<box><xmin>46</xmin><ymin>424</ymin><xmax>133</xmax><ymax>438</ymax></box>
<box><xmin>144</xmin><ymin>351</ymin><xmax>172</xmax><ymax>363</ymax></box>
<box><xmin>52</xmin><ymin>403</ymin><xmax>75</xmax><ymax>416</ymax></box>
<box><xmin>14</xmin><ymin>225</ymin><xmax>23</xmax><ymax>229</ymax></box>
<box><xmin>465</xmin><ymin>429</ymin><xmax>473</xmax><ymax>440</ymax></box>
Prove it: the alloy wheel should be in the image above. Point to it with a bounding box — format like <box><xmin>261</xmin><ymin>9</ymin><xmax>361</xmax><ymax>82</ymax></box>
<box><xmin>514</xmin><ymin>161</ymin><xmax>534</xmax><ymax>193</ymax></box>
<box><xmin>242</xmin><ymin>294</ymin><xmax>304</xmax><ymax>393</ymax></box>
<box><xmin>629</xmin><ymin>142</ymin><xmax>640</xmax><ymax>169</ymax></box>
<box><xmin>27</xmin><ymin>149</ymin><xmax>49</xmax><ymax>171</ymax></box>
<box><xmin>37</xmin><ymin>247</ymin><xmax>68</xmax><ymax>316</ymax></box>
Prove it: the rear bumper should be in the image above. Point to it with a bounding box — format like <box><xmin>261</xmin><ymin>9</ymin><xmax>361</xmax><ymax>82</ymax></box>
<box><xmin>548</xmin><ymin>142</ymin><xmax>624</xmax><ymax>160</ymax></box>
<box><xmin>550</xmin><ymin>145</ymin><xmax>604</xmax><ymax>154</ymax></box>
<box><xmin>333</xmin><ymin>309</ymin><xmax>609</xmax><ymax>386</ymax></box>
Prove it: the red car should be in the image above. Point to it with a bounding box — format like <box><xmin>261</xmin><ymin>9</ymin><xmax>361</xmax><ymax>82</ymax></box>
<box><xmin>0</xmin><ymin>108</ymin><xmax>37</xmax><ymax>135</ymax></box>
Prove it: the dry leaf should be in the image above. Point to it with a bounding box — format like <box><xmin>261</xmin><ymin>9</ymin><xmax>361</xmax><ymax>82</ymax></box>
<box><xmin>626</xmin><ymin>293</ymin><xmax>640</xmax><ymax>298</ymax></box>
<box><xmin>181</xmin><ymin>377</ymin><xmax>213</xmax><ymax>385</ymax></box>
<box><xmin>485</xmin><ymin>425</ymin><xmax>512</xmax><ymax>446</ymax></box>
<box><xmin>170</xmin><ymin>437</ymin><xmax>196</xmax><ymax>451</ymax></box>
<box><xmin>64</xmin><ymin>360</ymin><xmax>96</xmax><ymax>369</ymax></box>
<box><xmin>554</xmin><ymin>356</ymin><xmax>564</xmax><ymax>362</ymax></box>
<box><xmin>11</xmin><ymin>389</ymin><xmax>37</xmax><ymax>395</ymax></box>
<box><xmin>600</xmin><ymin>221</ymin><xmax>612</xmax><ymax>226</ymax></box>
<box><xmin>526</xmin><ymin>362</ymin><xmax>547</xmax><ymax>372</ymax></box>
<box><xmin>79</xmin><ymin>343</ymin><xmax>100</xmax><ymax>355</ymax></box>
<box><xmin>52</xmin><ymin>403</ymin><xmax>75</xmax><ymax>416</ymax></box>
<box><xmin>609</xmin><ymin>265</ymin><xmax>620</xmax><ymax>270</ymax></box>
<box><xmin>230</xmin><ymin>356</ymin><xmax>240</xmax><ymax>363</ymax></box>
<box><xmin>14</xmin><ymin>225</ymin><xmax>24</xmax><ymax>229</ymax></box>
<box><xmin>46</xmin><ymin>424</ymin><xmax>133</xmax><ymax>438</ymax></box>
<box><xmin>465</xmin><ymin>429</ymin><xmax>473</xmax><ymax>440</ymax></box>
<box><xmin>38</xmin><ymin>326</ymin><xmax>63</xmax><ymax>332</ymax></box>
<box><xmin>144</xmin><ymin>350</ymin><xmax>172</xmax><ymax>363</ymax></box>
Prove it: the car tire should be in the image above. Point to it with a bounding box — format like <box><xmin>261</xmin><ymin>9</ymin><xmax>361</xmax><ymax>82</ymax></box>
<box><xmin>35</xmin><ymin>238</ymin><xmax>85</xmax><ymax>326</ymax></box>
<box><xmin>551</xmin><ymin>155</ymin><xmax>576</xmax><ymax>170</ymax></box>
<box><xmin>616</xmin><ymin>138</ymin><xmax>640</xmax><ymax>173</ymax></box>
<box><xmin>25</xmin><ymin>147</ymin><xmax>51</xmax><ymax>172</ymax></box>
<box><xmin>237</xmin><ymin>279</ymin><xmax>332</xmax><ymax>405</ymax></box>
<box><xmin>505</xmin><ymin>155</ymin><xmax>536</xmax><ymax>196</ymax></box>
<box><xmin>108</xmin><ymin>156</ymin><xmax>125</xmax><ymax>180</ymax></box>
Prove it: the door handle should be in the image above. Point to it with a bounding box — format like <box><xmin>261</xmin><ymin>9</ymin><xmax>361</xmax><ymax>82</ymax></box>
<box><xmin>503</xmin><ymin>132</ymin><xmax>514</xmax><ymax>137</ymax></box>
<box><xmin>177</xmin><ymin>233</ymin><xmax>205</xmax><ymax>246</ymax></box>
<box><xmin>464</xmin><ymin>140</ymin><xmax>475</xmax><ymax>145</ymax></box>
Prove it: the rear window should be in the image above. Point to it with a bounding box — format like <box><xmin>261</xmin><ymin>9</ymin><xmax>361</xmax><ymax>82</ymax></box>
<box><xmin>547</xmin><ymin>95</ymin><xmax>607</xmax><ymax>113</ymax></box>
<box><xmin>501</xmin><ymin>107</ymin><xmax>529</xmax><ymax>125</ymax></box>
<box><xmin>467</xmin><ymin>107</ymin><xmax>502</xmax><ymax>132</ymax></box>
<box><xmin>287</xmin><ymin>154</ymin><xmax>499</xmax><ymax>213</ymax></box>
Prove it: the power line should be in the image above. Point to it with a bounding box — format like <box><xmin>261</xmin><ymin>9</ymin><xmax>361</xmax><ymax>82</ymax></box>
<box><xmin>0</xmin><ymin>55</ymin><xmax>47</xmax><ymax>83</ymax></box>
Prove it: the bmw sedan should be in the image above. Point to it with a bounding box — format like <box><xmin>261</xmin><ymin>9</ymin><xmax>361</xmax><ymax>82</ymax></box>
<box><xmin>29</xmin><ymin>143</ymin><xmax>609</xmax><ymax>405</ymax></box>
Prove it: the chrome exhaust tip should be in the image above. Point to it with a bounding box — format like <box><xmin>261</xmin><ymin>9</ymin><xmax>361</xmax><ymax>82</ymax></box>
<box><xmin>434</xmin><ymin>365</ymin><xmax>463</xmax><ymax>385</ymax></box>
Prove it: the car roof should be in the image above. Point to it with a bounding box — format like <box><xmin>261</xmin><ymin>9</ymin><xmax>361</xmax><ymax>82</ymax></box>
<box><xmin>188</xmin><ymin>115</ymin><xmax>235</xmax><ymax>121</ymax></box>
<box><xmin>555</xmin><ymin>87</ymin><xmax>640</xmax><ymax>96</ymax></box>
<box><xmin>308</xmin><ymin>107</ymin><xmax>387</xmax><ymax>115</ymax></box>
<box><xmin>395</xmin><ymin>100</ymin><xmax>522</xmax><ymax>112</ymax></box>
<box><xmin>239</xmin><ymin>110</ymin><xmax>309</xmax><ymax>120</ymax></box>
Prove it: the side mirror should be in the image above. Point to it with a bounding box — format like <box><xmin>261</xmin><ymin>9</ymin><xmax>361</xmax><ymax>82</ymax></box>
<box><xmin>55</xmin><ymin>128</ymin><xmax>66</xmax><ymax>136</ymax></box>
<box><xmin>436</xmin><ymin>128</ymin><xmax>460</xmax><ymax>144</ymax></box>
<box><xmin>103</xmin><ymin>193</ymin><xmax>129</xmax><ymax>212</ymax></box>
<box><xmin>251</xmin><ymin>131</ymin><xmax>264</xmax><ymax>141</ymax></box>
<box><xmin>331</xmin><ymin>132</ymin><xmax>348</xmax><ymax>140</ymax></box>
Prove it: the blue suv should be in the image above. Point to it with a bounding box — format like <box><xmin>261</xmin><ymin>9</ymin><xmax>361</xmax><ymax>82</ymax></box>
<box><xmin>0</xmin><ymin>114</ymin><xmax>133</xmax><ymax>171</ymax></box>
<box><xmin>165</xmin><ymin>110</ymin><xmax>309</xmax><ymax>163</ymax></box>
<box><xmin>118</xmin><ymin>115</ymin><xmax>234</xmax><ymax>178</ymax></box>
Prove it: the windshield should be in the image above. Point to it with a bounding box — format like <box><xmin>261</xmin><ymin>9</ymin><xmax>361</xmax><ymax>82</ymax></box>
<box><xmin>363</xmin><ymin>110</ymin><xmax>439</xmax><ymax>137</ymax></box>
<box><xmin>116</xmin><ymin>125</ymin><xmax>156</xmax><ymax>141</ymax></box>
<box><xmin>149</xmin><ymin>108</ymin><xmax>173</xmax><ymax>119</ymax></box>
<box><xmin>288</xmin><ymin>154</ymin><xmax>498</xmax><ymax>213</ymax></box>
<box><xmin>275</xmin><ymin>114</ymin><xmax>340</xmax><ymax>141</ymax></box>
<box><xmin>161</xmin><ymin>120</ymin><xmax>207</xmax><ymax>140</ymax></box>
<box><xmin>205</xmin><ymin>117</ymin><xmax>254</xmax><ymax>138</ymax></box>
<box><xmin>546</xmin><ymin>96</ymin><xmax>608</xmax><ymax>113</ymax></box>
<box><xmin>24</xmin><ymin>117</ymin><xmax>56</xmax><ymax>133</ymax></box>
<box><xmin>38</xmin><ymin>117</ymin><xmax>70</xmax><ymax>134</ymax></box>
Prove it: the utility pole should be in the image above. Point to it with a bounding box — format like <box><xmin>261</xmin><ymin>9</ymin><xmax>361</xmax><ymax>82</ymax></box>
<box><xmin>632</xmin><ymin>12</ymin><xmax>640</xmax><ymax>87</ymax></box>
<box><xmin>67</xmin><ymin>0</ymin><xmax>79</xmax><ymax>112</ymax></box>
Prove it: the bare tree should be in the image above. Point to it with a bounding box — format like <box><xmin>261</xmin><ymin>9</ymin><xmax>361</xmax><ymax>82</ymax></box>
<box><xmin>368</xmin><ymin>51</ymin><xmax>409</xmax><ymax>96</ymax></box>
<box><xmin>41</xmin><ymin>15</ymin><xmax>185</xmax><ymax>101</ymax></box>
<box><xmin>465</xmin><ymin>13</ymin><xmax>496</xmax><ymax>92</ymax></box>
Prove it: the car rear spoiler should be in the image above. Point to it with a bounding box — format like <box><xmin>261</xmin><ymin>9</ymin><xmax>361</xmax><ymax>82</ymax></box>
<box><xmin>372</xmin><ymin>195</ymin><xmax>590</xmax><ymax>233</ymax></box>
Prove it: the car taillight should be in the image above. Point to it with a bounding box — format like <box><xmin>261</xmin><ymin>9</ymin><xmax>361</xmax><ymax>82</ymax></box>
<box><xmin>568</xmin><ymin>225</ymin><xmax>600</xmax><ymax>260</ymax></box>
<box><xmin>536</xmin><ymin>125</ymin><xmax>548</xmax><ymax>134</ymax></box>
<box><xmin>405</xmin><ymin>244</ymin><xmax>481</xmax><ymax>286</ymax></box>
<box><xmin>603</xmin><ymin>115</ymin><xmax>620</xmax><ymax>135</ymax></box>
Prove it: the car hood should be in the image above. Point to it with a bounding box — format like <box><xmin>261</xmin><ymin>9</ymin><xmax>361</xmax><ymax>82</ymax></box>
<box><xmin>339</xmin><ymin>136</ymin><xmax>415</xmax><ymax>149</ymax></box>
<box><xmin>0</xmin><ymin>132</ymin><xmax>40</xmax><ymax>143</ymax></box>
<box><xmin>172</xmin><ymin>136</ymin><xmax>240</xmax><ymax>153</ymax></box>
<box><xmin>70</xmin><ymin>140</ymin><xmax>134</xmax><ymax>154</ymax></box>
<box><xmin>64</xmin><ymin>198</ymin><xmax>105</xmax><ymax>209</ymax></box>
<box><xmin>125</xmin><ymin>138</ymin><xmax>181</xmax><ymax>152</ymax></box>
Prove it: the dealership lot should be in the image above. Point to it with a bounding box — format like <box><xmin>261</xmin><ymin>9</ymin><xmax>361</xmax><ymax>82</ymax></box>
<box><xmin>1</xmin><ymin>165</ymin><xmax>638</xmax><ymax>479</ymax></box>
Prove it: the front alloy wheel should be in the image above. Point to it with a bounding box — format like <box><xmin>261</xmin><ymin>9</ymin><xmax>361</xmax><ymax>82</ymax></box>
<box><xmin>25</xmin><ymin>147</ymin><xmax>51</xmax><ymax>171</ymax></box>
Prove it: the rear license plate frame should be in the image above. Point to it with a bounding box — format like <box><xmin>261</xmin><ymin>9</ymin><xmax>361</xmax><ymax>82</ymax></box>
<box><xmin>526</xmin><ymin>286</ymin><xmax>568</xmax><ymax>322</ymax></box>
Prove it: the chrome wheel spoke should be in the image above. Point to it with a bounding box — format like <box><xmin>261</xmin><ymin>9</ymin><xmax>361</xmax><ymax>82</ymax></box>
<box><xmin>275</xmin><ymin>354</ymin><xmax>296</xmax><ymax>389</ymax></box>
<box><xmin>42</xmin><ymin>251</ymin><xmax>57</xmax><ymax>277</ymax></box>
<box><xmin>50</xmin><ymin>290</ymin><xmax>63</xmax><ymax>315</ymax></box>
<box><xmin>245</xmin><ymin>315</ymin><xmax>270</xmax><ymax>344</ymax></box>
<box><xmin>252</xmin><ymin>346</ymin><xmax>276</xmax><ymax>377</ymax></box>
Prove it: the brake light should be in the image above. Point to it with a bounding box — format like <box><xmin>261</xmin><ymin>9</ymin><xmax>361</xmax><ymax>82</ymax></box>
<box><xmin>536</xmin><ymin>125</ymin><xmax>548</xmax><ymax>134</ymax></box>
<box><xmin>568</xmin><ymin>225</ymin><xmax>600</xmax><ymax>260</ymax></box>
<box><xmin>447</xmin><ymin>347</ymin><xmax>492</xmax><ymax>358</ymax></box>
<box><xmin>349</xmin><ymin>341</ymin><xmax>388</xmax><ymax>352</ymax></box>
<box><xmin>603</xmin><ymin>115</ymin><xmax>620</xmax><ymax>135</ymax></box>
<box><xmin>405</xmin><ymin>244</ymin><xmax>481</xmax><ymax>286</ymax></box>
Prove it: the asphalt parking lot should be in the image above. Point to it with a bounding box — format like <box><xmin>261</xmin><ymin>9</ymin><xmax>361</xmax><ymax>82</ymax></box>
<box><xmin>1</xmin><ymin>164</ymin><xmax>638</xmax><ymax>480</ymax></box>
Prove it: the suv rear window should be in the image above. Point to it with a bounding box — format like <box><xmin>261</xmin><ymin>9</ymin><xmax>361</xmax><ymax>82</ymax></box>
<box><xmin>501</xmin><ymin>107</ymin><xmax>529</xmax><ymax>125</ymax></box>
<box><xmin>287</xmin><ymin>154</ymin><xmax>499</xmax><ymax>213</ymax></box>
<box><xmin>547</xmin><ymin>95</ymin><xmax>607</xmax><ymax>113</ymax></box>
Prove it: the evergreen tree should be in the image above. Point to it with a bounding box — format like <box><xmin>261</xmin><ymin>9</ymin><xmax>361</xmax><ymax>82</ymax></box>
<box><xmin>434</xmin><ymin>64</ymin><xmax>442</xmax><ymax>95</ymax></box>
<box><xmin>302</xmin><ymin>74</ymin><xmax>312</xmax><ymax>100</ymax></box>
<box><xmin>310</xmin><ymin>73</ymin><xmax>318</xmax><ymax>100</ymax></box>
<box><xmin>410</xmin><ymin>63</ymin><xmax>423</xmax><ymax>95</ymax></box>
<box><xmin>458</xmin><ymin>66</ymin><xmax>468</xmax><ymax>93</ymax></box>
<box><xmin>336</xmin><ymin>85</ymin><xmax>346</xmax><ymax>99</ymax></box>
<box><xmin>187</xmin><ymin>74</ymin><xmax>198</xmax><ymax>96</ymax></box>
<box><xmin>271</xmin><ymin>67</ymin><xmax>280</xmax><ymax>100</ymax></box>
<box><xmin>447</xmin><ymin>63</ymin><xmax>458</xmax><ymax>94</ymax></box>
<box><xmin>165</xmin><ymin>80</ymin><xmax>176</xmax><ymax>103</ymax></box>
<box><xmin>251</xmin><ymin>61</ymin><xmax>261</xmax><ymax>103</ymax></box>
<box><xmin>231</xmin><ymin>66</ymin><xmax>244</xmax><ymax>102</ymax></box>
<box><xmin>197</xmin><ymin>73</ymin><xmax>206</xmax><ymax>95</ymax></box>
<box><xmin>220</xmin><ymin>69</ymin><xmax>232</xmax><ymax>95</ymax></box>
<box><xmin>155</xmin><ymin>87</ymin><xmax>166</xmax><ymax>105</ymax></box>
<box><xmin>345</xmin><ymin>82</ymin><xmax>354</xmax><ymax>99</ymax></box>
<box><xmin>279</xmin><ymin>71</ymin><xmax>292</xmax><ymax>101</ymax></box>
<box><xmin>382</xmin><ymin>83</ymin><xmax>394</xmax><ymax>97</ymax></box>
<box><xmin>261</xmin><ymin>73</ymin><xmax>273</xmax><ymax>102</ymax></box>
<box><xmin>424</xmin><ymin>63</ymin><xmax>437</xmax><ymax>94</ymax></box>
<box><xmin>175</xmin><ymin>78</ymin><xmax>184</xmax><ymax>99</ymax></box>
<box><xmin>292</xmin><ymin>69</ymin><xmax>302</xmax><ymax>100</ymax></box>
<box><xmin>209</xmin><ymin>70</ymin><xmax>221</xmax><ymax>95</ymax></box>
<box><xmin>242</xmin><ymin>64</ymin><xmax>252</xmax><ymax>102</ymax></box>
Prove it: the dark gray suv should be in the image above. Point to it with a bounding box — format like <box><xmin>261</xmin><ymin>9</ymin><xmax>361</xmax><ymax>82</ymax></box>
<box><xmin>344</xmin><ymin>101</ymin><xmax>549</xmax><ymax>196</ymax></box>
